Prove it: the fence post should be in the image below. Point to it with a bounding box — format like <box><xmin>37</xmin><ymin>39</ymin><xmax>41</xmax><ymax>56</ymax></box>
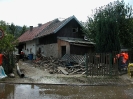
<box><xmin>109</xmin><ymin>53</ymin><xmax>113</xmax><ymax>76</ymax></box>
<box><xmin>85</xmin><ymin>53</ymin><xmax>89</xmax><ymax>76</ymax></box>
<box><xmin>10</xmin><ymin>53</ymin><xmax>15</xmax><ymax>73</ymax></box>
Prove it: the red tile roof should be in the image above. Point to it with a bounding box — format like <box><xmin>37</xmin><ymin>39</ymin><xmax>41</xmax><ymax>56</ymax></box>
<box><xmin>17</xmin><ymin>21</ymin><xmax>53</xmax><ymax>42</ymax></box>
<box><xmin>18</xmin><ymin>15</ymin><xmax>82</xmax><ymax>42</ymax></box>
<box><xmin>36</xmin><ymin>20</ymin><xmax>64</xmax><ymax>38</ymax></box>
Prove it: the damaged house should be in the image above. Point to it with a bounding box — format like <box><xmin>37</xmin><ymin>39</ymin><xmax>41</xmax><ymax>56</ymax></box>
<box><xmin>17</xmin><ymin>15</ymin><xmax>95</xmax><ymax>59</ymax></box>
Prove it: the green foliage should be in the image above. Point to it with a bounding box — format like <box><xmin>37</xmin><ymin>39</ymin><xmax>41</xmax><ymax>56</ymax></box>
<box><xmin>7</xmin><ymin>23</ymin><xmax>28</xmax><ymax>38</ymax></box>
<box><xmin>84</xmin><ymin>0</ymin><xmax>133</xmax><ymax>52</ymax></box>
<box><xmin>0</xmin><ymin>20</ymin><xmax>29</xmax><ymax>52</ymax></box>
<box><xmin>82</xmin><ymin>18</ymin><xmax>97</xmax><ymax>42</ymax></box>
<box><xmin>20</xmin><ymin>25</ymin><xmax>28</xmax><ymax>35</ymax></box>
<box><xmin>0</xmin><ymin>20</ymin><xmax>28</xmax><ymax>74</ymax></box>
<box><xmin>0</xmin><ymin>21</ymin><xmax>18</xmax><ymax>53</ymax></box>
<box><xmin>0</xmin><ymin>20</ymin><xmax>8</xmax><ymax>32</ymax></box>
<box><xmin>8</xmin><ymin>23</ymin><xmax>16</xmax><ymax>36</ymax></box>
<box><xmin>0</xmin><ymin>33</ymin><xmax>18</xmax><ymax>52</ymax></box>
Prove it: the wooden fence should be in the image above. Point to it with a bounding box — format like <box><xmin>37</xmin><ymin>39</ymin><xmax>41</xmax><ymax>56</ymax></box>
<box><xmin>85</xmin><ymin>52</ymin><xmax>119</xmax><ymax>76</ymax></box>
<box><xmin>2</xmin><ymin>53</ymin><xmax>15</xmax><ymax>74</ymax></box>
<box><xmin>128</xmin><ymin>50</ymin><xmax>133</xmax><ymax>63</ymax></box>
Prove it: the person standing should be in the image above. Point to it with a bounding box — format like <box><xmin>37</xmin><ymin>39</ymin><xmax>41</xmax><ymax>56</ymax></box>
<box><xmin>0</xmin><ymin>53</ymin><xmax>7</xmax><ymax>78</ymax></box>
<box><xmin>21</xmin><ymin>51</ymin><xmax>25</xmax><ymax>61</ymax></box>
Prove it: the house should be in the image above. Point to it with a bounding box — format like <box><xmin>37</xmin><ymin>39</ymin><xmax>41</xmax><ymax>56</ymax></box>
<box><xmin>17</xmin><ymin>15</ymin><xmax>95</xmax><ymax>59</ymax></box>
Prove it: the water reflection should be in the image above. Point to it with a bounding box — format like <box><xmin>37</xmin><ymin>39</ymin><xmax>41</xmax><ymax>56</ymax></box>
<box><xmin>0</xmin><ymin>83</ymin><xmax>133</xmax><ymax>99</ymax></box>
<box><xmin>0</xmin><ymin>83</ymin><xmax>15</xmax><ymax>99</ymax></box>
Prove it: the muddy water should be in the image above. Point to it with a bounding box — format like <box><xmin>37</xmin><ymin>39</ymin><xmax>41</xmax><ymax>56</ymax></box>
<box><xmin>0</xmin><ymin>83</ymin><xmax>133</xmax><ymax>99</ymax></box>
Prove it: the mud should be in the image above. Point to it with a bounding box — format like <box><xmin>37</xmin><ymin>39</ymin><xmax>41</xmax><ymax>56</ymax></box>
<box><xmin>0</xmin><ymin>60</ymin><xmax>133</xmax><ymax>86</ymax></box>
<box><xmin>0</xmin><ymin>60</ymin><xmax>88</xmax><ymax>84</ymax></box>
<box><xmin>1</xmin><ymin>60</ymin><xmax>133</xmax><ymax>99</ymax></box>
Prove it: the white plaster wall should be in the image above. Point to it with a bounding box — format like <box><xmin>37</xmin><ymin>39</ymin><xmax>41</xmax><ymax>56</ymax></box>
<box><xmin>23</xmin><ymin>40</ymin><xmax>36</xmax><ymax>59</ymax></box>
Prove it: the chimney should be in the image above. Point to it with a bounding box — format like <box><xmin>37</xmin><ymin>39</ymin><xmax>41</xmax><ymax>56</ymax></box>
<box><xmin>38</xmin><ymin>23</ymin><xmax>42</xmax><ymax>27</ymax></box>
<box><xmin>30</xmin><ymin>26</ymin><xmax>33</xmax><ymax>31</ymax></box>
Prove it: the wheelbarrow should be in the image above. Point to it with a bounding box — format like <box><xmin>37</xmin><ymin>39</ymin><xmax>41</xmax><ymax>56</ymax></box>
<box><xmin>128</xmin><ymin>63</ymin><xmax>133</xmax><ymax>78</ymax></box>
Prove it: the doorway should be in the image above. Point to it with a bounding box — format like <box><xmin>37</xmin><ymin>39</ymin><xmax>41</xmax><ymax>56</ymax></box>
<box><xmin>61</xmin><ymin>46</ymin><xmax>66</xmax><ymax>57</ymax></box>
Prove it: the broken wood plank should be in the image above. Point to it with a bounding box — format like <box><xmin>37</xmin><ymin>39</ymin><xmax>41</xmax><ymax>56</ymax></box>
<box><xmin>58</xmin><ymin>67</ymin><xmax>69</xmax><ymax>75</ymax></box>
<box><xmin>70</xmin><ymin>69</ymin><xmax>82</xmax><ymax>74</ymax></box>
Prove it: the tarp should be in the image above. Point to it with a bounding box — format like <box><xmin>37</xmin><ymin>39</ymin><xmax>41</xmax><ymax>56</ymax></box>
<box><xmin>0</xmin><ymin>66</ymin><xmax>7</xmax><ymax>79</ymax></box>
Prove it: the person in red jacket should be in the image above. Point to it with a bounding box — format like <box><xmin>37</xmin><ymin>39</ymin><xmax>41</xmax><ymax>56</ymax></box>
<box><xmin>0</xmin><ymin>53</ymin><xmax>7</xmax><ymax>78</ymax></box>
<box><xmin>114</xmin><ymin>52</ymin><xmax>129</xmax><ymax>64</ymax></box>
<box><xmin>114</xmin><ymin>51</ymin><xmax>129</xmax><ymax>72</ymax></box>
<box><xmin>120</xmin><ymin>52</ymin><xmax>129</xmax><ymax>63</ymax></box>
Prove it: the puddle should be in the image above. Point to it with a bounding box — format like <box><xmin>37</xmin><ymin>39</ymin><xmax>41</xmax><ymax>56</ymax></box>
<box><xmin>0</xmin><ymin>83</ymin><xmax>133</xmax><ymax>99</ymax></box>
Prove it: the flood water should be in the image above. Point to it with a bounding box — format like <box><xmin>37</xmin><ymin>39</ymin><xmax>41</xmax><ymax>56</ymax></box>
<box><xmin>0</xmin><ymin>83</ymin><xmax>133</xmax><ymax>99</ymax></box>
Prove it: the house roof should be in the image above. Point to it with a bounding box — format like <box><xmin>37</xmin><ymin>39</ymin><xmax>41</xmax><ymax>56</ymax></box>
<box><xmin>36</xmin><ymin>15</ymin><xmax>83</xmax><ymax>38</ymax></box>
<box><xmin>18</xmin><ymin>15</ymin><xmax>83</xmax><ymax>42</ymax></box>
<box><xmin>54</xmin><ymin>15</ymin><xmax>82</xmax><ymax>33</ymax></box>
<box><xmin>58</xmin><ymin>37</ymin><xmax>96</xmax><ymax>45</ymax></box>
<box><xmin>36</xmin><ymin>19</ymin><xmax>64</xmax><ymax>38</ymax></box>
<box><xmin>17</xmin><ymin>20</ymin><xmax>56</xmax><ymax>42</ymax></box>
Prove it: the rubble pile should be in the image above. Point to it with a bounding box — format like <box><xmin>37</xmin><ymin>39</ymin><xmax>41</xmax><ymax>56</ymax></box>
<box><xmin>33</xmin><ymin>56</ymin><xmax>86</xmax><ymax>75</ymax></box>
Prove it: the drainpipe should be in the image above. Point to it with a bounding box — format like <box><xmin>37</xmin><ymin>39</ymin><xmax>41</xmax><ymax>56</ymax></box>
<box><xmin>16</xmin><ymin>63</ymin><xmax>25</xmax><ymax>78</ymax></box>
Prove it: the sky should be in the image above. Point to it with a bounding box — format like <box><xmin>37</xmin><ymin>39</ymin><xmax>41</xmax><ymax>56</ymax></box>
<box><xmin>0</xmin><ymin>0</ymin><xmax>133</xmax><ymax>27</ymax></box>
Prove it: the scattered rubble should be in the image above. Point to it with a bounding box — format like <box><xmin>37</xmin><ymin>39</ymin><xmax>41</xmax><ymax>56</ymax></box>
<box><xmin>32</xmin><ymin>55</ymin><xmax>86</xmax><ymax>75</ymax></box>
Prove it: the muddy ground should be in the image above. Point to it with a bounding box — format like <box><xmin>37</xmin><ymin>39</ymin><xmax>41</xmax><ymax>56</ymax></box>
<box><xmin>0</xmin><ymin>60</ymin><xmax>89</xmax><ymax>84</ymax></box>
<box><xmin>0</xmin><ymin>60</ymin><xmax>133</xmax><ymax>85</ymax></box>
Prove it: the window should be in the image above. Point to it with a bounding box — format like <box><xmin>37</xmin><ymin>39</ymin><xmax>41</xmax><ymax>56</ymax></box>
<box><xmin>72</xmin><ymin>28</ymin><xmax>78</xmax><ymax>33</ymax></box>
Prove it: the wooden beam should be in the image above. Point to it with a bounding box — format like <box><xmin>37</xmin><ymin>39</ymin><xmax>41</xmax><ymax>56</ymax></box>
<box><xmin>58</xmin><ymin>67</ymin><xmax>69</xmax><ymax>75</ymax></box>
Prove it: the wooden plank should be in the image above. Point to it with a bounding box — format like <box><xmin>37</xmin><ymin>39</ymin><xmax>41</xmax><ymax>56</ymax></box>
<box><xmin>70</xmin><ymin>69</ymin><xmax>82</xmax><ymax>74</ymax></box>
<box><xmin>101</xmin><ymin>53</ymin><xmax>104</xmax><ymax>76</ymax></box>
<box><xmin>88</xmin><ymin>53</ymin><xmax>91</xmax><ymax>76</ymax></box>
<box><xmin>95</xmin><ymin>53</ymin><xmax>98</xmax><ymax>76</ymax></box>
<box><xmin>90</xmin><ymin>53</ymin><xmax>93</xmax><ymax>76</ymax></box>
<box><xmin>58</xmin><ymin>67</ymin><xmax>69</xmax><ymax>75</ymax></box>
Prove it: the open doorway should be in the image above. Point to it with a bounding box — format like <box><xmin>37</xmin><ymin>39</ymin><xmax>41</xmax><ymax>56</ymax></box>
<box><xmin>61</xmin><ymin>46</ymin><xmax>66</xmax><ymax>57</ymax></box>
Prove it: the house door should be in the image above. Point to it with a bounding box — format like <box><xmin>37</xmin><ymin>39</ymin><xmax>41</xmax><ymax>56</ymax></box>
<box><xmin>61</xmin><ymin>46</ymin><xmax>66</xmax><ymax>57</ymax></box>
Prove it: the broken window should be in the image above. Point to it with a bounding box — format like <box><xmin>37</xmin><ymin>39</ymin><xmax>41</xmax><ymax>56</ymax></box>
<box><xmin>72</xmin><ymin>28</ymin><xmax>78</xmax><ymax>33</ymax></box>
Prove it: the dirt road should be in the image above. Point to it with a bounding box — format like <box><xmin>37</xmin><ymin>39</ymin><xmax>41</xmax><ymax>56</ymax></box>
<box><xmin>0</xmin><ymin>60</ymin><xmax>88</xmax><ymax>84</ymax></box>
<box><xmin>0</xmin><ymin>60</ymin><xmax>133</xmax><ymax>86</ymax></box>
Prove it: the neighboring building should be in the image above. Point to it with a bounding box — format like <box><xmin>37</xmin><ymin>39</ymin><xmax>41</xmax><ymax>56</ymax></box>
<box><xmin>17</xmin><ymin>15</ymin><xmax>95</xmax><ymax>59</ymax></box>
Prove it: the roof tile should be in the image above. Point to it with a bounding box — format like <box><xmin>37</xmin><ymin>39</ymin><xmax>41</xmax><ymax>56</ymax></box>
<box><xmin>17</xmin><ymin>21</ymin><xmax>53</xmax><ymax>42</ymax></box>
<box><xmin>18</xmin><ymin>15</ymin><xmax>81</xmax><ymax>42</ymax></box>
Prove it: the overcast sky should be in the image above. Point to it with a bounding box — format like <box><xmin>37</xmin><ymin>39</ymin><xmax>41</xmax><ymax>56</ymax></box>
<box><xmin>0</xmin><ymin>0</ymin><xmax>133</xmax><ymax>27</ymax></box>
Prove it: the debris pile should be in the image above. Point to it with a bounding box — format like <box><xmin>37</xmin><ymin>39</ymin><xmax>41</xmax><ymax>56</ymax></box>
<box><xmin>33</xmin><ymin>55</ymin><xmax>86</xmax><ymax>75</ymax></box>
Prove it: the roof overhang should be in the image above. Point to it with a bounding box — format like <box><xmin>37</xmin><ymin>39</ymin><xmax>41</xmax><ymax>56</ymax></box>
<box><xmin>58</xmin><ymin>37</ymin><xmax>95</xmax><ymax>46</ymax></box>
<box><xmin>54</xmin><ymin>15</ymin><xmax>83</xmax><ymax>33</ymax></box>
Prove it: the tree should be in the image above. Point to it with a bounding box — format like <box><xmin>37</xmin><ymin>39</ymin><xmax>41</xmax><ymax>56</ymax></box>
<box><xmin>0</xmin><ymin>20</ymin><xmax>7</xmax><ymax>31</ymax></box>
<box><xmin>20</xmin><ymin>25</ymin><xmax>27</xmax><ymax>35</ymax></box>
<box><xmin>84</xmin><ymin>0</ymin><xmax>133</xmax><ymax>52</ymax></box>
<box><xmin>0</xmin><ymin>21</ymin><xmax>18</xmax><ymax>53</ymax></box>
<box><xmin>8</xmin><ymin>23</ymin><xmax>16</xmax><ymax>36</ymax></box>
<box><xmin>82</xmin><ymin>17</ymin><xmax>97</xmax><ymax>42</ymax></box>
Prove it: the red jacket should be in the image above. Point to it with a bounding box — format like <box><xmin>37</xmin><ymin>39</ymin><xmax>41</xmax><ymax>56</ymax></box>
<box><xmin>114</xmin><ymin>52</ymin><xmax>129</xmax><ymax>63</ymax></box>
